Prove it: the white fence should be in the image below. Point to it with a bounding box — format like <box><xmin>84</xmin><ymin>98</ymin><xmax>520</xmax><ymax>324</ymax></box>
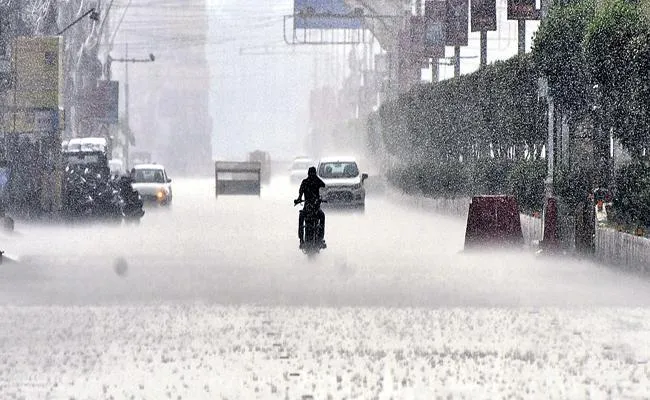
<box><xmin>388</xmin><ymin>190</ymin><xmax>650</xmax><ymax>272</ymax></box>
<box><xmin>595</xmin><ymin>226</ymin><xmax>650</xmax><ymax>274</ymax></box>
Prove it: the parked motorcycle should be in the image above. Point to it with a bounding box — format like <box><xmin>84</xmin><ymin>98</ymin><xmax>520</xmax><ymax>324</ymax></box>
<box><xmin>62</xmin><ymin>166</ymin><xmax>144</xmax><ymax>224</ymax></box>
<box><xmin>115</xmin><ymin>176</ymin><xmax>145</xmax><ymax>224</ymax></box>
<box><xmin>62</xmin><ymin>167</ymin><xmax>94</xmax><ymax>221</ymax></box>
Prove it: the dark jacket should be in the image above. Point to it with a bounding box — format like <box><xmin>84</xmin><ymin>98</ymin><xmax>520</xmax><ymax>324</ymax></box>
<box><xmin>299</xmin><ymin>175</ymin><xmax>325</xmax><ymax>204</ymax></box>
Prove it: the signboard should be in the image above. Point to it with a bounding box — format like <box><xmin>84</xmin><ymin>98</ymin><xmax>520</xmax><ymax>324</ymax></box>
<box><xmin>445</xmin><ymin>0</ymin><xmax>469</xmax><ymax>47</ymax></box>
<box><xmin>425</xmin><ymin>1</ymin><xmax>446</xmax><ymax>58</ymax></box>
<box><xmin>0</xmin><ymin>166</ymin><xmax>8</xmax><ymax>195</ymax></box>
<box><xmin>294</xmin><ymin>0</ymin><xmax>362</xmax><ymax>29</ymax></box>
<box><xmin>507</xmin><ymin>0</ymin><xmax>541</xmax><ymax>20</ymax></box>
<box><xmin>0</xmin><ymin>16</ymin><xmax>12</xmax><ymax>57</ymax></box>
<box><xmin>471</xmin><ymin>0</ymin><xmax>497</xmax><ymax>31</ymax></box>
<box><xmin>11</xmin><ymin>36</ymin><xmax>62</xmax><ymax>109</ymax></box>
<box><xmin>1</xmin><ymin>109</ymin><xmax>59</xmax><ymax>134</ymax></box>
<box><xmin>87</xmin><ymin>80</ymin><xmax>119</xmax><ymax>123</ymax></box>
<box><xmin>410</xmin><ymin>16</ymin><xmax>427</xmax><ymax>60</ymax></box>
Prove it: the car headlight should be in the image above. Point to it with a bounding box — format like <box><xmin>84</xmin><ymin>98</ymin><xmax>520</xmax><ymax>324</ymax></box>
<box><xmin>156</xmin><ymin>189</ymin><xmax>168</xmax><ymax>200</ymax></box>
<box><xmin>351</xmin><ymin>183</ymin><xmax>362</xmax><ymax>190</ymax></box>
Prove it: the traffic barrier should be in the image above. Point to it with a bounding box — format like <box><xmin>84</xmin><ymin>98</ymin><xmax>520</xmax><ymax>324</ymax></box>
<box><xmin>464</xmin><ymin>195</ymin><xmax>524</xmax><ymax>249</ymax></box>
<box><xmin>541</xmin><ymin>197</ymin><xmax>560</xmax><ymax>251</ymax></box>
<box><xmin>385</xmin><ymin>189</ymin><xmax>542</xmax><ymax>245</ymax></box>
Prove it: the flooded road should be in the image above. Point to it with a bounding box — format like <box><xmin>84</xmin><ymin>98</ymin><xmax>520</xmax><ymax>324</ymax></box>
<box><xmin>1</xmin><ymin>177</ymin><xmax>650</xmax><ymax>398</ymax></box>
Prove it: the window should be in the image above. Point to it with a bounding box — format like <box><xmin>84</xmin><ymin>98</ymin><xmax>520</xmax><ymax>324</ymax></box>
<box><xmin>318</xmin><ymin>162</ymin><xmax>359</xmax><ymax>179</ymax></box>
<box><xmin>134</xmin><ymin>169</ymin><xmax>166</xmax><ymax>183</ymax></box>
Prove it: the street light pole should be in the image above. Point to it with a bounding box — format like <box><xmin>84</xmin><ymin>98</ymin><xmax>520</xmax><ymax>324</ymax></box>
<box><xmin>104</xmin><ymin>45</ymin><xmax>154</xmax><ymax>170</ymax></box>
<box><xmin>125</xmin><ymin>42</ymin><xmax>130</xmax><ymax>170</ymax></box>
<box><xmin>57</xmin><ymin>8</ymin><xmax>100</xmax><ymax>35</ymax></box>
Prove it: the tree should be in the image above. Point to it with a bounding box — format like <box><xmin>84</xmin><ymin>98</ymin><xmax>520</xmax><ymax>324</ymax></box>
<box><xmin>532</xmin><ymin>0</ymin><xmax>595</xmax><ymax>118</ymax></box>
<box><xmin>584</xmin><ymin>0</ymin><xmax>650</xmax><ymax>156</ymax></box>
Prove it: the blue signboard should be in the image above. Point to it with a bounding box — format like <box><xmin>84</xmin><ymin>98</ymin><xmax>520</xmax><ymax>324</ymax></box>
<box><xmin>445</xmin><ymin>0</ymin><xmax>469</xmax><ymax>46</ymax></box>
<box><xmin>294</xmin><ymin>0</ymin><xmax>362</xmax><ymax>29</ymax></box>
<box><xmin>425</xmin><ymin>1</ymin><xmax>446</xmax><ymax>58</ymax></box>
<box><xmin>0</xmin><ymin>168</ymin><xmax>8</xmax><ymax>192</ymax></box>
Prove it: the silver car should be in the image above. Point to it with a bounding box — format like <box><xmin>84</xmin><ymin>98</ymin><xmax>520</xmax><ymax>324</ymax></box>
<box><xmin>317</xmin><ymin>157</ymin><xmax>368</xmax><ymax>208</ymax></box>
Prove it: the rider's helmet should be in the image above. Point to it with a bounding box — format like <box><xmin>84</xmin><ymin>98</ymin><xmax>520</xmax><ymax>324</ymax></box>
<box><xmin>308</xmin><ymin>166</ymin><xmax>317</xmax><ymax>177</ymax></box>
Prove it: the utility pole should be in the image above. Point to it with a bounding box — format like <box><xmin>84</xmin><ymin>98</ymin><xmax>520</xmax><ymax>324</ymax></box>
<box><xmin>431</xmin><ymin>60</ymin><xmax>439</xmax><ymax>82</ymax></box>
<box><xmin>517</xmin><ymin>20</ymin><xmax>526</xmax><ymax>54</ymax></box>
<box><xmin>124</xmin><ymin>42</ymin><xmax>130</xmax><ymax>170</ymax></box>
<box><xmin>540</xmin><ymin>2</ymin><xmax>554</xmax><ymax>200</ymax></box>
<box><xmin>454</xmin><ymin>46</ymin><xmax>460</xmax><ymax>77</ymax></box>
<box><xmin>479</xmin><ymin>31</ymin><xmax>487</xmax><ymax>67</ymax></box>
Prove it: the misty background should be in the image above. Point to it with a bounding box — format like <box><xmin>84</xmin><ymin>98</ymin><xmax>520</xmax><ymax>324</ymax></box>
<box><xmin>108</xmin><ymin>0</ymin><xmax>540</xmax><ymax>167</ymax></box>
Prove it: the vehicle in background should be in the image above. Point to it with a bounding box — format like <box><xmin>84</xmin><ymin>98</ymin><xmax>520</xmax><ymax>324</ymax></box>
<box><xmin>317</xmin><ymin>156</ymin><xmax>368</xmax><ymax>209</ymax></box>
<box><xmin>214</xmin><ymin>161</ymin><xmax>261</xmax><ymax>197</ymax></box>
<box><xmin>109</xmin><ymin>159</ymin><xmax>125</xmax><ymax>177</ymax></box>
<box><xmin>62</xmin><ymin>137</ymin><xmax>110</xmax><ymax>177</ymax></box>
<box><xmin>248</xmin><ymin>150</ymin><xmax>271</xmax><ymax>185</ymax></box>
<box><xmin>64</xmin><ymin>137</ymin><xmax>109</xmax><ymax>153</ymax></box>
<box><xmin>289</xmin><ymin>156</ymin><xmax>314</xmax><ymax>184</ymax></box>
<box><xmin>131</xmin><ymin>164</ymin><xmax>173</xmax><ymax>206</ymax></box>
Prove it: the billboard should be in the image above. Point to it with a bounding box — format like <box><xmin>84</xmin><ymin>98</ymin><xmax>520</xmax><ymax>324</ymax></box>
<box><xmin>471</xmin><ymin>0</ymin><xmax>497</xmax><ymax>32</ymax></box>
<box><xmin>410</xmin><ymin>16</ymin><xmax>427</xmax><ymax>60</ymax></box>
<box><xmin>445</xmin><ymin>0</ymin><xmax>469</xmax><ymax>47</ymax></box>
<box><xmin>507</xmin><ymin>0</ymin><xmax>541</xmax><ymax>20</ymax></box>
<box><xmin>1</xmin><ymin>109</ymin><xmax>59</xmax><ymax>134</ymax></box>
<box><xmin>86</xmin><ymin>80</ymin><xmax>119</xmax><ymax>124</ymax></box>
<box><xmin>424</xmin><ymin>1</ymin><xmax>446</xmax><ymax>58</ymax></box>
<box><xmin>294</xmin><ymin>0</ymin><xmax>362</xmax><ymax>29</ymax></box>
<box><xmin>11</xmin><ymin>36</ymin><xmax>63</xmax><ymax>109</ymax></box>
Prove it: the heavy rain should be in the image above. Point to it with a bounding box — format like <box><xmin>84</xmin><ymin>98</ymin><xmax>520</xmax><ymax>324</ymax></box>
<box><xmin>1</xmin><ymin>0</ymin><xmax>650</xmax><ymax>398</ymax></box>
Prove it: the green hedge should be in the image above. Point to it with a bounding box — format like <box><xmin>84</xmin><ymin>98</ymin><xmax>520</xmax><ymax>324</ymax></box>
<box><xmin>612</xmin><ymin>161</ymin><xmax>650</xmax><ymax>227</ymax></box>
<box><xmin>375</xmin><ymin>53</ymin><xmax>547</xmax><ymax>212</ymax></box>
<box><xmin>369</xmin><ymin>0</ymin><xmax>650</xmax><ymax>223</ymax></box>
<box><xmin>386</xmin><ymin>158</ymin><xmax>547</xmax><ymax>212</ymax></box>
<box><xmin>376</xmin><ymin>54</ymin><xmax>546</xmax><ymax>164</ymax></box>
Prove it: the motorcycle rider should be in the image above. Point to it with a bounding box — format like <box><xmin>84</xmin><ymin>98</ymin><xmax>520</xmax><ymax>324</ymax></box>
<box><xmin>294</xmin><ymin>166</ymin><xmax>326</xmax><ymax>249</ymax></box>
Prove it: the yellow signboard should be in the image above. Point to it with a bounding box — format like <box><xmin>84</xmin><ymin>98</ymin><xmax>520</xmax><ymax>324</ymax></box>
<box><xmin>11</xmin><ymin>36</ymin><xmax>63</xmax><ymax>109</ymax></box>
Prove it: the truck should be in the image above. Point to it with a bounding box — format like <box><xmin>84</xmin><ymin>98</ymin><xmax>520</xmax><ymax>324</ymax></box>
<box><xmin>62</xmin><ymin>137</ymin><xmax>110</xmax><ymax>175</ymax></box>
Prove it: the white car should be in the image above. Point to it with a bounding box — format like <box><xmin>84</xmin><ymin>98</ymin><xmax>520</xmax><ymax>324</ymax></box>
<box><xmin>289</xmin><ymin>157</ymin><xmax>315</xmax><ymax>184</ymax></box>
<box><xmin>317</xmin><ymin>156</ymin><xmax>368</xmax><ymax>208</ymax></box>
<box><xmin>131</xmin><ymin>164</ymin><xmax>173</xmax><ymax>206</ymax></box>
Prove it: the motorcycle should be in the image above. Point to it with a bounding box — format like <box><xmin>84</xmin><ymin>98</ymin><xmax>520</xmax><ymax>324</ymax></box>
<box><xmin>86</xmin><ymin>172</ymin><xmax>122</xmax><ymax>222</ymax></box>
<box><xmin>62</xmin><ymin>167</ymin><xmax>144</xmax><ymax>224</ymax></box>
<box><xmin>115</xmin><ymin>176</ymin><xmax>145</xmax><ymax>224</ymax></box>
<box><xmin>62</xmin><ymin>167</ymin><xmax>94</xmax><ymax>222</ymax></box>
<box><xmin>294</xmin><ymin>198</ymin><xmax>327</xmax><ymax>255</ymax></box>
